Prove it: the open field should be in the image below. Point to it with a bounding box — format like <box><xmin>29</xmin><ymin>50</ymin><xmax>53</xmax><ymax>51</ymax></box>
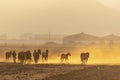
<box><xmin>0</xmin><ymin>63</ymin><xmax>120</xmax><ymax>80</ymax></box>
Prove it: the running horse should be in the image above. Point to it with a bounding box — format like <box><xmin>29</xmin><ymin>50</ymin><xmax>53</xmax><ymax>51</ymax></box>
<box><xmin>61</xmin><ymin>52</ymin><xmax>71</xmax><ymax>63</ymax></box>
<box><xmin>80</xmin><ymin>52</ymin><xmax>90</xmax><ymax>64</ymax></box>
<box><xmin>5</xmin><ymin>51</ymin><xmax>12</xmax><ymax>62</ymax></box>
<box><xmin>42</xmin><ymin>50</ymin><xmax>48</xmax><ymax>63</ymax></box>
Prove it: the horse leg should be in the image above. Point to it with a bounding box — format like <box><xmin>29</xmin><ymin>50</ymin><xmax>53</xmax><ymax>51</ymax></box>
<box><xmin>65</xmin><ymin>58</ymin><xmax>69</xmax><ymax>64</ymax></box>
<box><xmin>45</xmin><ymin>57</ymin><xmax>48</xmax><ymax>64</ymax></box>
<box><xmin>42</xmin><ymin>57</ymin><xmax>44</xmax><ymax>63</ymax></box>
<box><xmin>83</xmin><ymin>60</ymin><xmax>86</xmax><ymax>65</ymax></box>
<box><xmin>81</xmin><ymin>59</ymin><xmax>83</xmax><ymax>64</ymax></box>
<box><xmin>35</xmin><ymin>58</ymin><xmax>37</xmax><ymax>64</ymax></box>
<box><xmin>13</xmin><ymin>58</ymin><xmax>15</xmax><ymax>63</ymax></box>
<box><xmin>46</xmin><ymin>57</ymin><xmax>48</xmax><ymax>62</ymax></box>
<box><xmin>21</xmin><ymin>60</ymin><xmax>24</xmax><ymax>65</ymax></box>
<box><xmin>61</xmin><ymin>58</ymin><xmax>64</xmax><ymax>63</ymax></box>
<box><xmin>45</xmin><ymin>57</ymin><xmax>47</xmax><ymax>63</ymax></box>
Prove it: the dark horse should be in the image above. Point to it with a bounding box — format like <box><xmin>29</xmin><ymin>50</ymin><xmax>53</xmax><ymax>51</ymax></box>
<box><xmin>18</xmin><ymin>50</ymin><xmax>32</xmax><ymax>64</ymax></box>
<box><xmin>80</xmin><ymin>52</ymin><xmax>90</xmax><ymax>64</ymax></box>
<box><xmin>12</xmin><ymin>51</ymin><xmax>17</xmax><ymax>63</ymax></box>
<box><xmin>33</xmin><ymin>49</ymin><xmax>41</xmax><ymax>64</ymax></box>
<box><xmin>42</xmin><ymin>50</ymin><xmax>48</xmax><ymax>63</ymax></box>
<box><xmin>24</xmin><ymin>50</ymin><xmax>32</xmax><ymax>64</ymax></box>
<box><xmin>61</xmin><ymin>53</ymin><xmax>71</xmax><ymax>63</ymax></box>
<box><xmin>5</xmin><ymin>51</ymin><xmax>12</xmax><ymax>62</ymax></box>
<box><xmin>18</xmin><ymin>51</ymin><xmax>25</xmax><ymax>64</ymax></box>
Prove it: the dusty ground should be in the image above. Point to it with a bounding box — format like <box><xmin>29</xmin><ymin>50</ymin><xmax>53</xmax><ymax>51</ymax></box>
<box><xmin>46</xmin><ymin>65</ymin><xmax>120</xmax><ymax>80</ymax></box>
<box><xmin>0</xmin><ymin>63</ymin><xmax>120</xmax><ymax>80</ymax></box>
<box><xmin>0</xmin><ymin>63</ymin><xmax>84</xmax><ymax>80</ymax></box>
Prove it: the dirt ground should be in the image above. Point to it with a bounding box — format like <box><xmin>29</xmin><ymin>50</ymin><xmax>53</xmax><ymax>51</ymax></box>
<box><xmin>46</xmin><ymin>65</ymin><xmax>120</xmax><ymax>80</ymax></box>
<box><xmin>0</xmin><ymin>63</ymin><xmax>84</xmax><ymax>80</ymax></box>
<box><xmin>0</xmin><ymin>63</ymin><xmax>120</xmax><ymax>80</ymax></box>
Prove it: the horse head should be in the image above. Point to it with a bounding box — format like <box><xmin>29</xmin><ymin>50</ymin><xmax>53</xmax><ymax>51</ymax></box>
<box><xmin>34</xmin><ymin>50</ymin><xmax>37</xmax><ymax>53</ymax></box>
<box><xmin>86</xmin><ymin>52</ymin><xmax>90</xmax><ymax>58</ymax></box>
<box><xmin>38</xmin><ymin>49</ymin><xmax>41</xmax><ymax>54</ymax></box>
<box><xmin>67</xmin><ymin>52</ymin><xmax>71</xmax><ymax>56</ymax></box>
<box><xmin>46</xmin><ymin>50</ymin><xmax>48</xmax><ymax>53</ymax></box>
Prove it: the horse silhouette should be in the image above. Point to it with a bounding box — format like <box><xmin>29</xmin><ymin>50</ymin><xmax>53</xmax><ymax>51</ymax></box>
<box><xmin>12</xmin><ymin>51</ymin><xmax>17</xmax><ymax>63</ymax></box>
<box><xmin>5</xmin><ymin>51</ymin><xmax>12</xmax><ymax>62</ymax></box>
<box><xmin>42</xmin><ymin>50</ymin><xmax>48</xmax><ymax>63</ymax></box>
<box><xmin>33</xmin><ymin>49</ymin><xmax>41</xmax><ymax>64</ymax></box>
<box><xmin>18</xmin><ymin>50</ymin><xmax>32</xmax><ymax>64</ymax></box>
<box><xmin>61</xmin><ymin>52</ymin><xmax>71</xmax><ymax>63</ymax></box>
<box><xmin>18</xmin><ymin>51</ymin><xmax>25</xmax><ymax>64</ymax></box>
<box><xmin>80</xmin><ymin>52</ymin><xmax>90</xmax><ymax>64</ymax></box>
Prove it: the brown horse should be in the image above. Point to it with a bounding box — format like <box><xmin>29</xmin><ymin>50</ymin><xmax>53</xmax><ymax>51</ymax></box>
<box><xmin>5</xmin><ymin>51</ymin><xmax>12</xmax><ymax>62</ymax></box>
<box><xmin>42</xmin><ymin>50</ymin><xmax>48</xmax><ymax>63</ymax></box>
<box><xmin>12</xmin><ymin>51</ymin><xmax>17</xmax><ymax>63</ymax></box>
<box><xmin>80</xmin><ymin>52</ymin><xmax>90</xmax><ymax>64</ymax></box>
<box><xmin>61</xmin><ymin>53</ymin><xmax>71</xmax><ymax>63</ymax></box>
<box><xmin>18</xmin><ymin>50</ymin><xmax>32</xmax><ymax>64</ymax></box>
<box><xmin>24</xmin><ymin>51</ymin><xmax>32</xmax><ymax>64</ymax></box>
<box><xmin>33</xmin><ymin>49</ymin><xmax>41</xmax><ymax>64</ymax></box>
<box><xmin>18</xmin><ymin>51</ymin><xmax>25</xmax><ymax>64</ymax></box>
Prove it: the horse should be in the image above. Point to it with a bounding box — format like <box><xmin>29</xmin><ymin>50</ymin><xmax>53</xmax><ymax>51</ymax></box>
<box><xmin>80</xmin><ymin>52</ymin><xmax>90</xmax><ymax>65</ymax></box>
<box><xmin>5</xmin><ymin>51</ymin><xmax>12</xmax><ymax>62</ymax></box>
<box><xmin>12</xmin><ymin>51</ymin><xmax>17</xmax><ymax>63</ymax></box>
<box><xmin>18</xmin><ymin>51</ymin><xmax>25</xmax><ymax>64</ymax></box>
<box><xmin>42</xmin><ymin>50</ymin><xmax>48</xmax><ymax>63</ymax></box>
<box><xmin>18</xmin><ymin>50</ymin><xmax>32</xmax><ymax>64</ymax></box>
<box><xmin>33</xmin><ymin>49</ymin><xmax>41</xmax><ymax>64</ymax></box>
<box><xmin>61</xmin><ymin>52</ymin><xmax>71</xmax><ymax>63</ymax></box>
<box><xmin>24</xmin><ymin>51</ymin><xmax>32</xmax><ymax>64</ymax></box>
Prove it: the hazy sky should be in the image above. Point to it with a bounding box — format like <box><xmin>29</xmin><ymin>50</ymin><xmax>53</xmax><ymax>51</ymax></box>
<box><xmin>0</xmin><ymin>0</ymin><xmax>120</xmax><ymax>38</ymax></box>
<box><xmin>97</xmin><ymin>0</ymin><xmax>120</xmax><ymax>9</ymax></box>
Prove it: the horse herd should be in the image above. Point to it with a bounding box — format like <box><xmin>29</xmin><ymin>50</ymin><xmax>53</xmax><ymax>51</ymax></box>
<box><xmin>5</xmin><ymin>49</ymin><xmax>90</xmax><ymax>65</ymax></box>
<box><xmin>6</xmin><ymin>49</ymin><xmax>48</xmax><ymax>64</ymax></box>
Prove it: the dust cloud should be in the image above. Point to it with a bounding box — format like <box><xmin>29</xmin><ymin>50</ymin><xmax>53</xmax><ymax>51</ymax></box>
<box><xmin>0</xmin><ymin>43</ymin><xmax>120</xmax><ymax>65</ymax></box>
